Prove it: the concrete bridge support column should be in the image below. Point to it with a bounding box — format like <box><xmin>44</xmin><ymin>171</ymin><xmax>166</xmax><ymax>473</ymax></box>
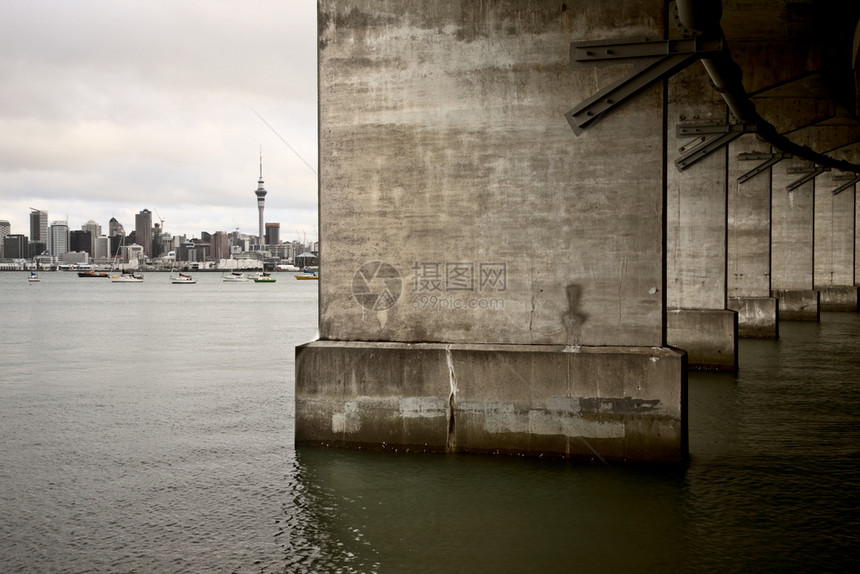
<box><xmin>857</xmin><ymin>183</ymin><xmax>860</xmax><ymax>290</ymax></box>
<box><xmin>298</xmin><ymin>0</ymin><xmax>687</xmax><ymax>463</ymax></box>
<box><xmin>727</xmin><ymin>136</ymin><xmax>779</xmax><ymax>338</ymax></box>
<box><xmin>771</xmin><ymin>158</ymin><xmax>820</xmax><ymax>321</ymax></box>
<box><xmin>666</xmin><ymin>67</ymin><xmax>736</xmax><ymax>371</ymax></box>
<box><xmin>815</xmin><ymin>171</ymin><xmax>858</xmax><ymax>311</ymax></box>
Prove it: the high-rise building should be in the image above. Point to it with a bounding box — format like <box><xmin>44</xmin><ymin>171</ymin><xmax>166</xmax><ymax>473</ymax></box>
<box><xmin>109</xmin><ymin>217</ymin><xmax>124</xmax><ymax>237</ymax></box>
<box><xmin>29</xmin><ymin>209</ymin><xmax>47</xmax><ymax>243</ymax></box>
<box><xmin>109</xmin><ymin>235</ymin><xmax>123</xmax><ymax>259</ymax></box>
<box><xmin>152</xmin><ymin>224</ymin><xmax>162</xmax><ymax>258</ymax></box>
<box><xmin>265</xmin><ymin>222</ymin><xmax>280</xmax><ymax>246</ymax></box>
<box><xmin>0</xmin><ymin>220</ymin><xmax>10</xmax><ymax>259</ymax></box>
<box><xmin>155</xmin><ymin>230</ymin><xmax>173</xmax><ymax>259</ymax></box>
<box><xmin>3</xmin><ymin>234</ymin><xmax>28</xmax><ymax>259</ymax></box>
<box><xmin>81</xmin><ymin>220</ymin><xmax>100</xmax><ymax>256</ymax></box>
<box><xmin>212</xmin><ymin>231</ymin><xmax>230</xmax><ymax>260</ymax></box>
<box><xmin>255</xmin><ymin>152</ymin><xmax>267</xmax><ymax>248</ymax></box>
<box><xmin>135</xmin><ymin>209</ymin><xmax>153</xmax><ymax>258</ymax></box>
<box><xmin>70</xmin><ymin>230</ymin><xmax>93</xmax><ymax>256</ymax></box>
<box><xmin>95</xmin><ymin>236</ymin><xmax>111</xmax><ymax>261</ymax></box>
<box><xmin>48</xmin><ymin>220</ymin><xmax>69</xmax><ymax>257</ymax></box>
<box><xmin>82</xmin><ymin>220</ymin><xmax>101</xmax><ymax>237</ymax></box>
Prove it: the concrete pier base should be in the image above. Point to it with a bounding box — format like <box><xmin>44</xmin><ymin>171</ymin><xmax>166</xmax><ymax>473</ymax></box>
<box><xmin>773</xmin><ymin>289</ymin><xmax>820</xmax><ymax>321</ymax></box>
<box><xmin>816</xmin><ymin>286</ymin><xmax>859</xmax><ymax>312</ymax></box>
<box><xmin>728</xmin><ymin>297</ymin><xmax>779</xmax><ymax>338</ymax></box>
<box><xmin>666</xmin><ymin>309</ymin><xmax>737</xmax><ymax>372</ymax></box>
<box><xmin>296</xmin><ymin>341</ymin><xmax>688</xmax><ymax>464</ymax></box>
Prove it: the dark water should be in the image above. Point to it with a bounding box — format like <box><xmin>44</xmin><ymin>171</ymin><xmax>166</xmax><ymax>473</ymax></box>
<box><xmin>1</xmin><ymin>272</ymin><xmax>857</xmax><ymax>573</ymax></box>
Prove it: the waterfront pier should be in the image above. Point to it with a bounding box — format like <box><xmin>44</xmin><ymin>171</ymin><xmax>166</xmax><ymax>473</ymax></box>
<box><xmin>297</xmin><ymin>0</ymin><xmax>860</xmax><ymax>463</ymax></box>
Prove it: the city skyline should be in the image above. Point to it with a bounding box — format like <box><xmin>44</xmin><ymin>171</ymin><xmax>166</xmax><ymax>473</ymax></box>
<box><xmin>3</xmin><ymin>207</ymin><xmax>297</xmax><ymax>245</ymax></box>
<box><xmin>0</xmin><ymin>1</ymin><xmax>318</xmax><ymax>242</ymax></box>
<box><xmin>3</xmin><ymin>198</ymin><xmax>308</xmax><ymax>245</ymax></box>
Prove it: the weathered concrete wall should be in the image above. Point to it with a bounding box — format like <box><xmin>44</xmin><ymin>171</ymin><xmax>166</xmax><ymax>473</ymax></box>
<box><xmin>297</xmin><ymin>342</ymin><xmax>687</xmax><ymax>462</ymax></box>
<box><xmin>727</xmin><ymin>135</ymin><xmax>778</xmax><ymax>335</ymax></box>
<box><xmin>667</xmin><ymin>67</ymin><xmax>727</xmax><ymax>312</ymax></box>
<box><xmin>817</xmin><ymin>286</ymin><xmax>859</xmax><ymax>312</ymax></box>
<box><xmin>303</xmin><ymin>0</ymin><xmax>686</xmax><ymax>463</ymax></box>
<box><xmin>771</xmin><ymin>159</ymin><xmax>819</xmax><ymax>320</ymax></box>
<box><xmin>772</xmin><ymin>160</ymin><xmax>815</xmax><ymax>291</ymax></box>
<box><xmin>814</xmin><ymin>171</ymin><xmax>855</xmax><ymax>287</ymax></box>
<box><xmin>665</xmin><ymin>64</ymin><xmax>735</xmax><ymax>370</ymax></box>
<box><xmin>666</xmin><ymin>309</ymin><xmax>736</xmax><ymax>371</ymax></box>
<box><xmin>814</xmin><ymin>170</ymin><xmax>858</xmax><ymax>312</ymax></box>
<box><xmin>728</xmin><ymin>136</ymin><xmax>772</xmax><ymax>297</ymax></box>
<box><xmin>728</xmin><ymin>296</ymin><xmax>779</xmax><ymax>338</ymax></box>
<box><xmin>317</xmin><ymin>0</ymin><xmax>665</xmax><ymax>347</ymax></box>
<box><xmin>772</xmin><ymin>289</ymin><xmax>819</xmax><ymax>321</ymax></box>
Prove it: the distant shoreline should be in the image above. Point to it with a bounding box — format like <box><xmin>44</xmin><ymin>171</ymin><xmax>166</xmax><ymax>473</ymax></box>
<box><xmin>0</xmin><ymin>268</ymin><xmax>303</xmax><ymax>273</ymax></box>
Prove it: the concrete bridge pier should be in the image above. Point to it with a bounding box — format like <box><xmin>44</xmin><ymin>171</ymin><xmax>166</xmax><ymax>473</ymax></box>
<box><xmin>298</xmin><ymin>0</ymin><xmax>687</xmax><ymax>464</ymax></box>
<box><xmin>772</xmin><ymin>158</ymin><xmax>820</xmax><ymax>321</ymax></box>
<box><xmin>666</xmin><ymin>66</ymin><xmax>737</xmax><ymax>371</ymax></box>
<box><xmin>727</xmin><ymin>136</ymin><xmax>779</xmax><ymax>338</ymax></box>
<box><xmin>814</xmin><ymin>170</ymin><xmax>859</xmax><ymax>311</ymax></box>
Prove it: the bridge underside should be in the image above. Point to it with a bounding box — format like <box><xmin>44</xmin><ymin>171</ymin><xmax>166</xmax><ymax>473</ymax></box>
<box><xmin>297</xmin><ymin>0</ymin><xmax>860</xmax><ymax>463</ymax></box>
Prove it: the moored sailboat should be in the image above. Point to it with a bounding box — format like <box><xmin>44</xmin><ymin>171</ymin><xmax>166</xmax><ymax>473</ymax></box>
<box><xmin>221</xmin><ymin>271</ymin><xmax>249</xmax><ymax>282</ymax></box>
<box><xmin>110</xmin><ymin>237</ymin><xmax>143</xmax><ymax>283</ymax></box>
<box><xmin>111</xmin><ymin>270</ymin><xmax>144</xmax><ymax>283</ymax></box>
<box><xmin>170</xmin><ymin>272</ymin><xmax>197</xmax><ymax>284</ymax></box>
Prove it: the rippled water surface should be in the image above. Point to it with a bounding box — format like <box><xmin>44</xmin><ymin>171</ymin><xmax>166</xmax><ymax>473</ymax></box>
<box><xmin>1</xmin><ymin>271</ymin><xmax>857</xmax><ymax>573</ymax></box>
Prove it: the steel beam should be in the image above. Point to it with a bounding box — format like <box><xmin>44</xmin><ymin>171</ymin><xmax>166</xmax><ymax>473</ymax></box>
<box><xmin>737</xmin><ymin>152</ymin><xmax>792</xmax><ymax>183</ymax></box>
<box><xmin>675</xmin><ymin>122</ymin><xmax>756</xmax><ymax>171</ymax></box>
<box><xmin>832</xmin><ymin>176</ymin><xmax>860</xmax><ymax>196</ymax></box>
<box><xmin>786</xmin><ymin>166</ymin><xmax>828</xmax><ymax>191</ymax></box>
<box><xmin>566</xmin><ymin>37</ymin><xmax>723</xmax><ymax>135</ymax></box>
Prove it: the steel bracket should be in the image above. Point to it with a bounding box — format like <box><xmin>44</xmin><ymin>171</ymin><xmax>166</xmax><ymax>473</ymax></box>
<box><xmin>786</xmin><ymin>166</ymin><xmax>829</xmax><ymax>191</ymax></box>
<box><xmin>566</xmin><ymin>36</ymin><xmax>724</xmax><ymax>135</ymax></box>
<box><xmin>787</xmin><ymin>166</ymin><xmax>819</xmax><ymax>174</ymax></box>
<box><xmin>736</xmin><ymin>152</ymin><xmax>792</xmax><ymax>183</ymax></box>
<box><xmin>675</xmin><ymin>121</ymin><xmax>756</xmax><ymax>171</ymax></box>
<box><xmin>832</xmin><ymin>172</ymin><xmax>859</xmax><ymax>181</ymax></box>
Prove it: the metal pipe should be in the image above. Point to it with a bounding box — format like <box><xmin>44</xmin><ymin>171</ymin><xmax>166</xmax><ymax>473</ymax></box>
<box><xmin>677</xmin><ymin>0</ymin><xmax>860</xmax><ymax>172</ymax></box>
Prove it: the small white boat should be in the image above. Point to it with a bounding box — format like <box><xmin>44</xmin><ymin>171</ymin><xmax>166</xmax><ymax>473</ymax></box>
<box><xmin>253</xmin><ymin>272</ymin><xmax>276</xmax><ymax>283</ymax></box>
<box><xmin>28</xmin><ymin>272</ymin><xmax>41</xmax><ymax>282</ymax></box>
<box><xmin>109</xmin><ymin>238</ymin><xmax>142</xmax><ymax>283</ymax></box>
<box><xmin>170</xmin><ymin>272</ymin><xmax>197</xmax><ymax>284</ymax></box>
<box><xmin>111</xmin><ymin>271</ymin><xmax>144</xmax><ymax>283</ymax></box>
<box><xmin>221</xmin><ymin>271</ymin><xmax>249</xmax><ymax>282</ymax></box>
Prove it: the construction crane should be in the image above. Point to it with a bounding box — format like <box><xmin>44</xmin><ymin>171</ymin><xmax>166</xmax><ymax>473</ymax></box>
<box><xmin>154</xmin><ymin>209</ymin><xmax>165</xmax><ymax>230</ymax></box>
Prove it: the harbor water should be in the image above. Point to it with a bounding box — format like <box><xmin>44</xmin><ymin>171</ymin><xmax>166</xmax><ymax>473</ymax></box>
<box><xmin>1</xmin><ymin>271</ymin><xmax>857</xmax><ymax>573</ymax></box>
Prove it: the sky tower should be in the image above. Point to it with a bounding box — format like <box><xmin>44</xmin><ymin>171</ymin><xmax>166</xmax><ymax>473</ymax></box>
<box><xmin>254</xmin><ymin>150</ymin><xmax>267</xmax><ymax>248</ymax></box>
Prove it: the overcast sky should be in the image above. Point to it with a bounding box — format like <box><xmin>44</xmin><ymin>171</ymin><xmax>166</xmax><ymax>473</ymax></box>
<box><xmin>0</xmin><ymin>0</ymin><xmax>318</xmax><ymax>243</ymax></box>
